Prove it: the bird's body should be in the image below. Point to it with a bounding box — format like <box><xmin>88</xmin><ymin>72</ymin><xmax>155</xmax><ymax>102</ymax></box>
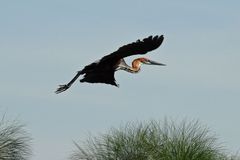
<box><xmin>55</xmin><ymin>35</ymin><xmax>165</xmax><ymax>94</ymax></box>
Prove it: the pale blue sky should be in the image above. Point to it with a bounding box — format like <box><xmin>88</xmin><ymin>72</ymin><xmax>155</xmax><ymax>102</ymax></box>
<box><xmin>0</xmin><ymin>1</ymin><xmax>240</xmax><ymax>160</ymax></box>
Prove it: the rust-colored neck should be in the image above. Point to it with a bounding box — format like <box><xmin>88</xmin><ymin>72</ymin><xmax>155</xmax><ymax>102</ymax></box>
<box><xmin>116</xmin><ymin>58</ymin><xmax>142</xmax><ymax>73</ymax></box>
<box><xmin>131</xmin><ymin>59</ymin><xmax>142</xmax><ymax>72</ymax></box>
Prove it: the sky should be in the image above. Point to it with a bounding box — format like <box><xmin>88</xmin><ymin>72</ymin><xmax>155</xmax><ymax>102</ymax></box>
<box><xmin>0</xmin><ymin>1</ymin><xmax>240</xmax><ymax>160</ymax></box>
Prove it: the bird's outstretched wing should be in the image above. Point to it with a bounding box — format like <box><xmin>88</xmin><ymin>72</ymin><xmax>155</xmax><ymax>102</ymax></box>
<box><xmin>99</xmin><ymin>35</ymin><xmax>164</xmax><ymax>65</ymax></box>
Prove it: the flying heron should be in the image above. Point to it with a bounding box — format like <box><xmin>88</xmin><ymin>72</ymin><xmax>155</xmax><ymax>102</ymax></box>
<box><xmin>55</xmin><ymin>35</ymin><xmax>165</xmax><ymax>94</ymax></box>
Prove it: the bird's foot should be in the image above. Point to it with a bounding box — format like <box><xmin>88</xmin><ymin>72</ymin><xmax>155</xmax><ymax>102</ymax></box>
<box><xmin>55</xmin><ymin>84</ymin><xmax>70</xmax><ymax>94</ymax></box>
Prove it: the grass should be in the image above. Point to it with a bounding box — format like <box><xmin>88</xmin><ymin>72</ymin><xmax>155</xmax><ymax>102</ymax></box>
<box><xmin>71</xmin><ymin>119</ymin><xmax>239</xmax><ymax>160</ymax></box>
<box><xmin>0</xmin><ymin>116</ymin><xmax>32</xmax><ymax>160</ymax></box>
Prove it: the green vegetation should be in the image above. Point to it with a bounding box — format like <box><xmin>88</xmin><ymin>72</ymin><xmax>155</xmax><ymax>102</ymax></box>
<box><xmin>0</xmin><ymin>116</ymin><xmax>31</xmax><ymax>160</ymax></box>
<box><xmin>71</xmin><ymin>120</ymin><xmax>238</xmax><ymax>160</ymax></box>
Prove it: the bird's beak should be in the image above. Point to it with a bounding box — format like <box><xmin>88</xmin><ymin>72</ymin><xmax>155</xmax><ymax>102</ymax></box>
<box><xmin>146</xmin><ymin>59</ymin><xmax>166</xmax><ymax>66</ymax></box>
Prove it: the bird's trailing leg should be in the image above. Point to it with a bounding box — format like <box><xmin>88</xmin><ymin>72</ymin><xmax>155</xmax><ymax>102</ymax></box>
<box><xmin>55</xmin><ymin>84</ymin><xmax>70</xmax><ymax>94</ymax></box>
<box><xmin>55</xmin><ymin>71</ymin><xmax>83</xmax><ymax>94</ymax></box>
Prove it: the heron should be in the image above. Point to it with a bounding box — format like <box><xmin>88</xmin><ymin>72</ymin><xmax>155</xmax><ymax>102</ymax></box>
<box><xmin>55</xmin><ymin>35</ymin><xmax>165</xmax><ymax>94</ymax></box>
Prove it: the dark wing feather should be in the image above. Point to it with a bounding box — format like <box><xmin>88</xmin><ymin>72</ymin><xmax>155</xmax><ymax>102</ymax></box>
<box><xmin>99</xmin><ymin>35</ymin><xmax>164</xmax><ymax>65</ymax></box>
<box><xmin>80</xmin><ymin>69</ymin><xmax>118</xmax><ymax>86</ymax></box>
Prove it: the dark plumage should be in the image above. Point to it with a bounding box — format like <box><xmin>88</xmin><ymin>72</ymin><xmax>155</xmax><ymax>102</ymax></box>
<box><xmin>55</xmin><ymin>35</ymin><xmax>165</xmax><ymax>94</ymax></box>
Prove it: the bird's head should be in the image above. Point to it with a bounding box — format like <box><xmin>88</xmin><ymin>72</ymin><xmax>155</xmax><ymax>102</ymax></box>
<box><xmin>137</xmin><ymin>57</ymin><xmax>166</xmax><ymax>66</ymax></box>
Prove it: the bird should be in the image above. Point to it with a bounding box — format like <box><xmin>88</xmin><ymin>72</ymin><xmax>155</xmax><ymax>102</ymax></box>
<box><xmin>55</xmin><ymin>35</ymin><xmax>165</xmax><ymax>94</ymax></box>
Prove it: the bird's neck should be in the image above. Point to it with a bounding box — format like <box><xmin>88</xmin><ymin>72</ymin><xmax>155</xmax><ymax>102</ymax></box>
<box><xmin>129</xmin><ymin>66</ymin><xmax>140</xmax><ymax>73</ymax></box>
<box><xmin>117</xmin><ymin>59</ymin><xmax>140</xmax><ymax>73</ymax></box>
<box><xmin>122</xmin><ymin>59</ymin><xmax>142</xmax><ymax>73</ymax></box>
<box><xmin>131</xmin><ymin>59</ymin><xmax>142</xmax><ymax>72</ymax></box>
<box><xmin>121</xmin><ymin>65</ymin><xmax>140</xmax><ymax>73</ymax></box>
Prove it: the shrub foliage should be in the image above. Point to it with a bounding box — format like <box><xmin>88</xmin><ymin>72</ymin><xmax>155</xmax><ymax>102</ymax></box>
<box><xmin>0</xmin><ymin>117</ymin><xmax>31</xmax><ymax>160</ymax></box>
<box><xmin>71</xmin><ymin>120</ymin><xmax>236</xmax><ymax>160</ymax></box>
